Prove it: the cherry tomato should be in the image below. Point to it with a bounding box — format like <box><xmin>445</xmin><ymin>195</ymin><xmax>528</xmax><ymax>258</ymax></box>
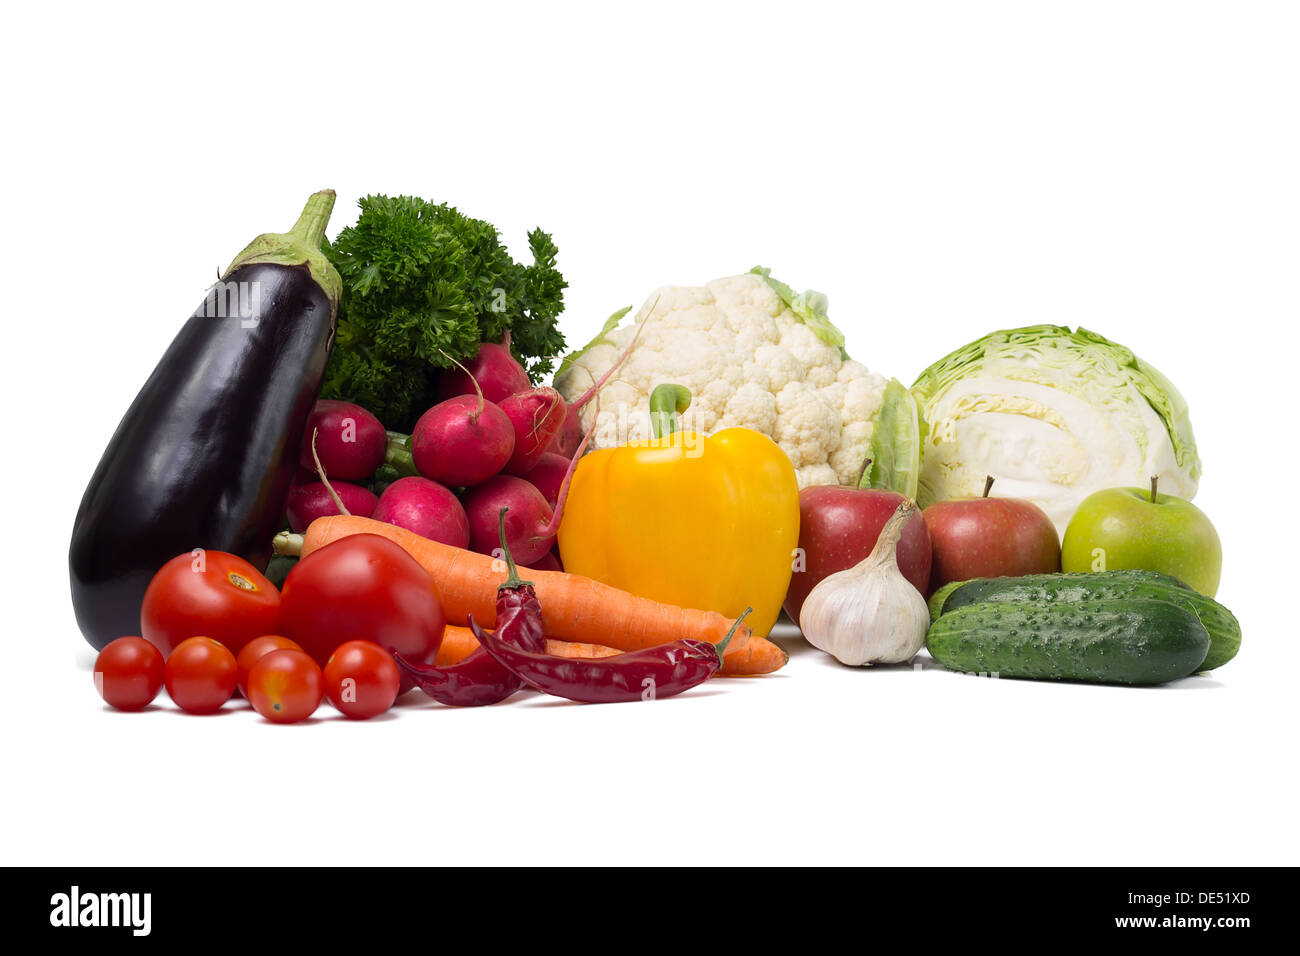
<box><xmin>324</xmin><ymin>640</ymin><xmax>401</xmax><ymax>719</ymax></box>
<box><xmin>164</xmin><ymin>637</ymin><xmax>237</xmax><ymax>714</ymax></box>
<box><xmin>279</xmin><ymin>535</ymin><xmax>444</xmax><ymax>687</ymax></box>
<box><xmin>236</xmin><ymin>635</ymin><xmax>302</xmax><ymax>697</ymax></box>
<box><xmin>141</xmin><ymin>551</ymin><xmax>280</xmax><ymax>658</ymax></box>
<box><xmin>94</xmin><ymin>637</ymin><xmax>165</xmax><ymax>711</ymax></box>
<box><xmin>247</xmin><ymin>649</ymin><xmax>323</xmax><ymax>724</ymax></box>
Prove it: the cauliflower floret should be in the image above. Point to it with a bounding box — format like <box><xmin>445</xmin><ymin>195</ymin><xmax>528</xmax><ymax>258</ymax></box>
<box><xmin>554</xmin><ymin>272</ymin><xmax>891</xmax><ymax>487</ymax></box>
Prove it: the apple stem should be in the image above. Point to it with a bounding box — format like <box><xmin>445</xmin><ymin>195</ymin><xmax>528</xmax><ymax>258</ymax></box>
<box><xmin>857</xmin><ymin>458</ymin><xmax>873</xmax><ymax>489</ymax></box>
<box><xmin>1150</xmin><ymin>475</ymin><xmax>1159</xmax><ymax>504</ymax></box>
<box><xmin>982</xmin><ymin>475</ymin><xmax>995</xmax><ymax>498</ymax></box>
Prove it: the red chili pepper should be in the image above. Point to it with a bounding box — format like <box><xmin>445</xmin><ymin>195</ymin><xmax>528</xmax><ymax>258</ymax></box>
<box><xmin>394</xmin><ymin>509</ymin><xmax>545</xmax><ymax>707</ymax></box>
<box><xmin>469</xmin><ymin>608</ymin><xmax>751</xmax><ymax>704</ymax></box>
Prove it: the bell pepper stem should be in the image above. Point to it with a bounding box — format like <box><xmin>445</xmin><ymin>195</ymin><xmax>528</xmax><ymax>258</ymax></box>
<box><xmin>649</xmin><ymin>384</ymin><xmax>692</xmax><ymax>440</ymax></box>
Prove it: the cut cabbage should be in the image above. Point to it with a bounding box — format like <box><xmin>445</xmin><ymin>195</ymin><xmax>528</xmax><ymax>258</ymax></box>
<box><xmin>911</xmin><ymin>325</ymin><xmax>1200</xmax><ymax>535</ymax></box>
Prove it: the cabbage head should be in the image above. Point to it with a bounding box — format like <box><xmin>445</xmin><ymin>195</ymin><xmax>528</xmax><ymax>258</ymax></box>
<box><xmin>912</xmin><ymin>325</ymin><xmax>1200</xmax><ymax>534</ymax></box>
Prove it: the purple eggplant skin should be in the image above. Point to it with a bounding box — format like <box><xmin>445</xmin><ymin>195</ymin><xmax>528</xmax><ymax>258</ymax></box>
<box><xmin>69</xmin><ymin>193</ymin><xmax>341</xmax><ymax>651</ymax></box>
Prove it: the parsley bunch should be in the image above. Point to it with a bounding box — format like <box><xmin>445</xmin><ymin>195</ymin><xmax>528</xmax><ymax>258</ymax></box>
<box><xmin>320</xmin><ymin>195</ymin><xmax>567</xmax><ymax>431</ymax></box>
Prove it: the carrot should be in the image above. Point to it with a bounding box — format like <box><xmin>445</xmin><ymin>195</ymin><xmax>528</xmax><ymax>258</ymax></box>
<box><xmin>281</xmin><ymin>515</ymin><xmax>787</xmax><ymax>675</ymax></box>
<box><xmin>434</xmin><ymin>625</ymin><xmax>622</xmax><ymax>666</ymax></box>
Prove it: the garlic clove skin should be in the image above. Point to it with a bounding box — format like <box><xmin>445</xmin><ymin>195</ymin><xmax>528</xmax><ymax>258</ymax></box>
<box><xmin>797</xmin><ymin>500</ymin><xmax>931</xmax><ymax>666</ymax></box>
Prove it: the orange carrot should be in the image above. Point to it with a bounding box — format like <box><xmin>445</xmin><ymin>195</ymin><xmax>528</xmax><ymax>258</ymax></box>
<box><xmin>434</xmin><ymin>625</ymin><xmax>622</xmax><ymax>666</ymax></box>
<box><xmin>283</xmin><ymin>515</ymin><xmax>787</xmax><ymax>675</ymax></box>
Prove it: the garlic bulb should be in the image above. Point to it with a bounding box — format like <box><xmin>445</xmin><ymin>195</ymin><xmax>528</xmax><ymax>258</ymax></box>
<box><xmin>798</xmin><ymin>500</ymin><xmax>929</xmax><ymax>666</ymax></box>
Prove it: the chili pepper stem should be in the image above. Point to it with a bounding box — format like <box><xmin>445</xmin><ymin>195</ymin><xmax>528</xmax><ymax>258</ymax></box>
<box><xmin>714</xmin><ymin>607</ymin><xmax>753</xmax><ymax>659</ymax></box>
<box><xmin>496</xmin><ymin>507</ymin><xmax>534</xmax><ymax>591</ymax></box>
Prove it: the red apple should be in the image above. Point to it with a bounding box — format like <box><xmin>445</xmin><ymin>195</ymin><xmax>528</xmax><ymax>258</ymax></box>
<box><xmin>923</xmin><ymin>476</ymin><xmax>1060</xmax><ymax>591</ymax></box>
<box><xmin>784</xmin><ymin>486</ymin><xmax>932</xmax><ymax>622</ymax></box>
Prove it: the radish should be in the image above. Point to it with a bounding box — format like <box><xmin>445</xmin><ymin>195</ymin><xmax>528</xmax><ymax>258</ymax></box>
<box><xmin>299</xmin><ymin>400</ymin><xmax>387</xmax><ymax>480</ymax></box>
<box><xmin>522</xmin><ymin>452</ymin><xmax>569</xmax><ymax>509</ymax></box>
<box><xmin>459</xmin><ymin>410</ymin><xmax>597</xmax><ymax>564</ymax></box>
<box><xmin>286</xmin><ymin>481</ymin><xmax>378</xmax><ymax>533</ymax></box>
<box><xmin>499</xmin><ymin>387</ymin><xmax>567</xmax><ymax>476</ymax></box>
<box><xmin>461</xmin><ymin>476</ymin><xmax>559</xmax><ymax>565</ymax></box>
<box><xmin>435</xmin><ymin>331</ymin><xmax>531</xmax><ymax>405</ymax></box>
<box><xmin>525</xmin><ymin>548</ymin><xmax>563</xmax><ymax>573</ymax></box>
<box><xmin>411</xmin><ymin>393</ymin><xmax>514</xmax><ymax>488</ymax></box>
<box><xmin>372</xmin><ymin>476</ymin><xmax>470</xmax><ymax>548</ymax></box>
<box><xmin>547</xmin><ymin>403</ymin><xmax>583</xmax><ymax>459</ymax></box>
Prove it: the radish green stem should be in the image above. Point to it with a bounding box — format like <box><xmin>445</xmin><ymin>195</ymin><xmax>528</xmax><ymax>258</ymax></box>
<box><xmin>273</xmin><ymin>531</ymin><xmax>304</xmax><ymax>556</ymax></box>
<box><xmin>569</xmin><ymin>295</ymin><xmax>658</xmax><ymax>410</ymax></box>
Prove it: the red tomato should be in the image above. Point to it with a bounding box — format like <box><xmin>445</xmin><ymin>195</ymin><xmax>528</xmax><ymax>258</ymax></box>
<box><xmin>164</xmin><ymin>637</ymin><xmax>237</xmax><ymax>714</ymax></box>
<box><xmin>94</xmin><ymin>637</ymin><xmax>165</xmax><ymax>711</ymax></box>
<box><xmin>247</xmin><ymin>649</ymin><xmax>323</xmax><ymax>724</ymax></box>
<box><xmin>236</xmin><ymin>635</ymin><xmax>302</xmax><ymax>698</ymax></box>
<box><xmin>279</xmin><ymin>535</ymin><xmax>444</xmax><ymax>683</ymax></box>
<box><xmin>324</xmin><ymin>640</ymin><xmax>401</xmax><ymax>719</ymax></box>
<box><xmin>141</xmin><ymin>551</ymin><xmax>280</xmax><ymax>658</ymax></box>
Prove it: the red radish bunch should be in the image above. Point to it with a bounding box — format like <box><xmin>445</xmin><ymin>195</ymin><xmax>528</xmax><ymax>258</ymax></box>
<box><xmin>289</xmin><ymin>321</ymin><xmax>645</xmax><ymax>564</ymax></box>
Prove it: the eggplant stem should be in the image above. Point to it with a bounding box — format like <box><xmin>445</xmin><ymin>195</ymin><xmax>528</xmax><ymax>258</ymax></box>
<box><xmin>288</xmin><ymin>190</ymin><xmax>336</xmax><ymax>249</ymax></box>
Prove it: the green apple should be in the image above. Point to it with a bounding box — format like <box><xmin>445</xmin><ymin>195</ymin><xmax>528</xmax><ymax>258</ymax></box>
<box><xmin>1061</xmin><ymin>478</ymin><xmax>1222</xmax><ymax>596</ymax></box>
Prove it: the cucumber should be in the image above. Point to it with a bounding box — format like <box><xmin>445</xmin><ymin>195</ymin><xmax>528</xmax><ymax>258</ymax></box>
<box><xmin>934</xmin><ymin>571</ymin><xmax>1240</xmax><ymax>671</ymax></box>
<box><xmin>926</xmin><ymin>599</ymin><xmax>1211</xmax><ymax>685</ymax></box>
<box><xmin>928</xmin><ymin>579</ymin><xmax>969</xmax><ymax>623</ymax></box>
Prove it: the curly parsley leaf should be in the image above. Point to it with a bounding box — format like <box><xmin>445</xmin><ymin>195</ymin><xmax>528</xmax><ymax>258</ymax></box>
<box><xmin>320</xmin><ymin>195</ymin><xmax>567</xmax><ymax>430</ymax></box>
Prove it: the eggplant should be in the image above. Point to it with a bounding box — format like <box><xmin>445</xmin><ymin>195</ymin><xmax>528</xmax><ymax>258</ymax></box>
<box><xmin>69</xmin><ymin>191</ymin><xmax>342</xmax><ymax>650</ymax></box>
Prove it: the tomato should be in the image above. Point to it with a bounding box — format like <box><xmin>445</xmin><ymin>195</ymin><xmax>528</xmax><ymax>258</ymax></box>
<box><xmin>324</xmin><ymin>640</ymin><xmax>401</xmax><ymax>719</ymax></box>
<box><xmin>236</xmin><ymin>635</ymin><xmax>302</xmax><ymax>697</ymax></box>
<box><xmin>164</xmin><ymin>637</ymin><xmax>237</xmax><ymax>714</ymax></box>
<box><xmin>279</xmin><ymin>535</ymin><xmax>444</xmax><ymax>685</ymax></box>
<box><xmin>247</xmin><ymin>649</ymin><xmax>323</xmax><ymax>724</ymax></box>
<box><xmin>141</xmin><ymin>551</ymin><xmax>280</xmax><ymax>658</ymax></box>
<box><xmin>94</xmin><ymin>637</ymin><xmax>165</xmax><ymax>711</ymax></box>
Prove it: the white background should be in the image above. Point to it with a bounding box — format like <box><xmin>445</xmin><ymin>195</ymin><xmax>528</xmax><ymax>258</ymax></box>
<box><xmin>2</xmin><ymin>1</ymin><xmax>1297</xmax><ymax>865</ymax></box>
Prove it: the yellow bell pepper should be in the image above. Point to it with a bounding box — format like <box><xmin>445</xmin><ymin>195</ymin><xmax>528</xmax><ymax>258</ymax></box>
<box><xmin>557</xmin><ymin>384</ymin><xmax>800</xmax><ymax>637</ymax></box>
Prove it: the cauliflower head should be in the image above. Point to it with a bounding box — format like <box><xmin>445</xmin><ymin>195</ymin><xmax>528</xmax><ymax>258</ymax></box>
<box><xmin>554</xmin><ymin>271</ymin><xmax>889</xmax><ymax>488</ymax></box>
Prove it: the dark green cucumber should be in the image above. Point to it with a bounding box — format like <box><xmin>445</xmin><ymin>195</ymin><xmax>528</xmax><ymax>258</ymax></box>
<box><xmin>935</xmin><ymin>571</ymin><xmax>1240</xmax><ymax>671</ymax></box>
<box><xmin>926</xmin><ymin>599</ymin><xmax>1211</xmax><ymax>685</ymax></box>
<box><xmin>928</xmin><ymin>579</ymin><xmax>969</xmax><ymax>623</ymax></box>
